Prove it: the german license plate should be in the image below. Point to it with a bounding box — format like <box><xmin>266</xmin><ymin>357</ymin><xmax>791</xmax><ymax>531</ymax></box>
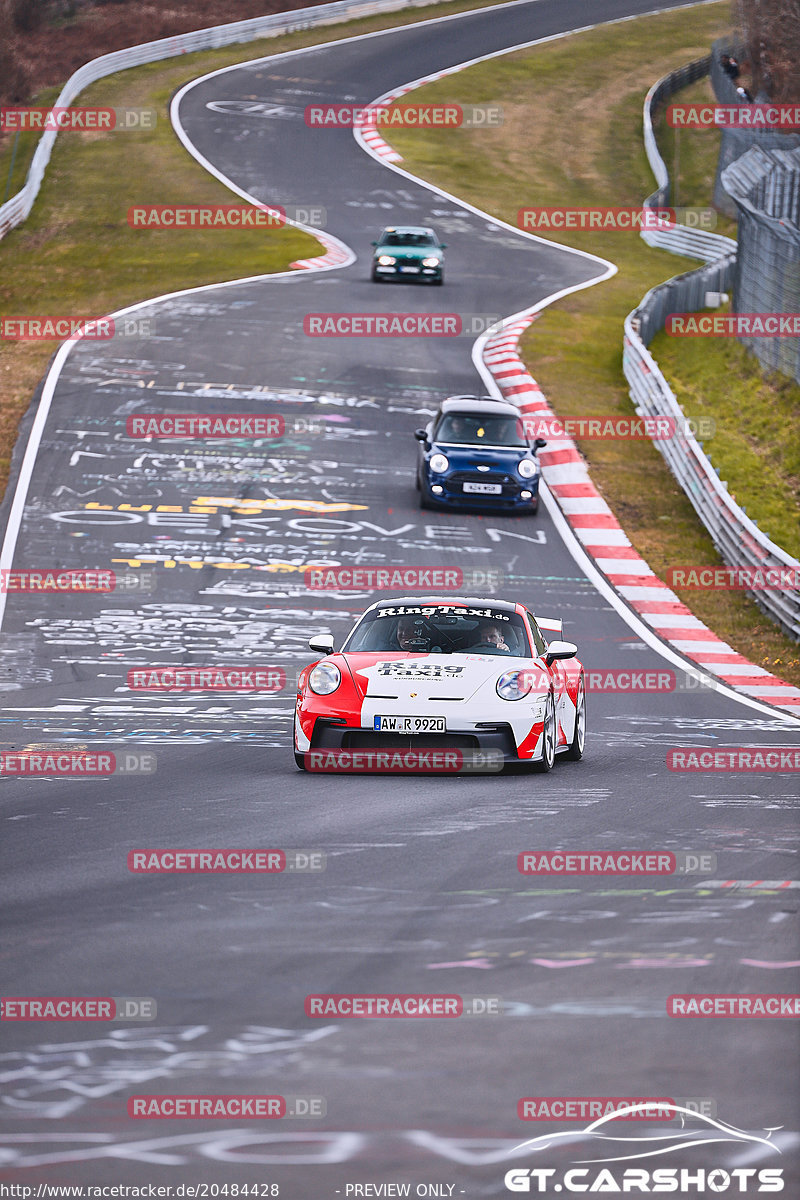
<box><xmin>374</xmin><ymin>715</ymin><xmax>446</xmax><ymax>733</ymax></box>
<box><xmin>463</xmin><ymin>481</ymin><xmax>502</xmax><ymax>494</ymax></box>
<box><xmin>400</xmin><ymin>266</ymin><xmax>420</xmax><ymax>273</ymax></box>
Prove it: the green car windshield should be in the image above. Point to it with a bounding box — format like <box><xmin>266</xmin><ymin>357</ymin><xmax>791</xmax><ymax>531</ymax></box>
<box><xmin>380</xmin><ymin>231</ymin><xmax>438</xmax><ymax>247</ymax></box>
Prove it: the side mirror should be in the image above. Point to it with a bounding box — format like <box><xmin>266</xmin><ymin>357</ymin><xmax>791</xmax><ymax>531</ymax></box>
<box><xmin>533</xmin><ymin>437</ymin><xmax>548</xmax><ymax>451</ymax></box>
<box><xmin>545</xmin><ymin>640</ymin><xmax>577</xmax><ymax>664</ymax></box>
<box><xmin>308</xmin><ymin>634</ymin><xmax>334</xmax><ymax>655</ymax></box>
<box><xmin>440</xmin><ymin>243</ymin><xmax>447</xmax><ymax>249</ymax></box>
<box><xmin>370</xmin><ymin>241</ymin><xmax>378</xmax><ymax>246</ymax></box>
<box><xmin>414</xmin><ymin>428</ymin><xmax>429</xmax><ymax>442</ymax></box>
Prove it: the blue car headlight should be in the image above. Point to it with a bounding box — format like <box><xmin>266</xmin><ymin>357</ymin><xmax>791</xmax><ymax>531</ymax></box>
<box><xmin>429</xmin><ymin>453</ymin><xmax>449</xmax><ymax>474</ymax></box>
<box><xmin>518</xmin><ymin>458</ymin><xmax>538</xmax><ymax>479</ymax></box>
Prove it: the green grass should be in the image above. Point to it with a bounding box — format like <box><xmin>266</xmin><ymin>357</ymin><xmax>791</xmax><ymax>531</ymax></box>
<box><xmin>384</xmin><ymin>1</ymin><xmax>800</xmax><ymax>683</ymax></box>
<box><xmin>0</xmin><ymin>0</ymin><xmax>511</xmax><ymax>498</ymax></box>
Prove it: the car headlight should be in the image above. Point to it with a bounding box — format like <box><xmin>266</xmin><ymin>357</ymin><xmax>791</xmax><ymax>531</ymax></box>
<box><xmin>309</xmin><ymin>662</ymin><xmax>341</xmax><ymax>695</ymax></box>
<box><xmin>377</xmin><ymin>255</ymin><xmax>396</xmax><ymax>265</ymax></box>
<box><xmin>429</xmin><ymin>453</ymin><xmax>449</xmax><ymax>473</ymax></box>
<box><xmin>422</xmin><ymin>257</ymin><xmax>440</xmax><ymax>267</ymax></box>
<box><xmin>496</xmin><ymin>670</ymin><xmax>534</xmax><ymax>701</ymax></box>
<box><xmin>518</xmin><ymin>458</ymin><xmax>538</xmax><ymax>479</ymax></box>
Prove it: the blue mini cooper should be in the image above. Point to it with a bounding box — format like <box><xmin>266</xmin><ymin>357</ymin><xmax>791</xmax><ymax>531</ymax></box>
<box><xmin>415</xmin><ymin>396</ymin><xmax>547</xmax><ymax>513</ymax></box>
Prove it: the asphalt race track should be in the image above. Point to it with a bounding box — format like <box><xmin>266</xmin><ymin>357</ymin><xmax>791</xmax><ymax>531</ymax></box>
<box><xmin>1</xmin><ymin>0</ymin><xmax>799</xmax><ymax>1193</ymax></box>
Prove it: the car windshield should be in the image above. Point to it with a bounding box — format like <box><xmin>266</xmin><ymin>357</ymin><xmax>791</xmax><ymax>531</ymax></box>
<box><xmin>436</xmin><ymin>414</ymin><xmax>527</xmax><ymax>447</ymax></box>
<box><xmin>380</xmin><ymin>231</ymin><xmax>437</xmax><ymax>247</ymax></box>
<box><xmin>343</xmin><ymin>604</ymin><xmax>531</xmax><ymax>656</ymax></box>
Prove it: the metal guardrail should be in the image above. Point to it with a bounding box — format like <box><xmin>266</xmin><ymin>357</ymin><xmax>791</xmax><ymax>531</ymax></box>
<box><xmin>624</xmin><ymin>61</ymin><xmax>800</xmax><ymax>641</ymax></box>
<box><xmin>0</xmin><ymin>0</ymin><xmax>445</xmax><ymax>241</ymax></box>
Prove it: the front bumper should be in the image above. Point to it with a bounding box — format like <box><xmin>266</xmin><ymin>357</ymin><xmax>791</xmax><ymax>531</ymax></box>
<box><xmin>309</xmin><ymin>716</ymin><xmax>520</xmax><ymax>761</ymax></box>
<box><xmin>423</xmin><ymin>472</ymin><xmax>540</xmax><ymax>509</ymax></box>
<box><xmin>373</xmin><ymin>262</ymin><xmax>442</xmax><ymax>280</ymax></box>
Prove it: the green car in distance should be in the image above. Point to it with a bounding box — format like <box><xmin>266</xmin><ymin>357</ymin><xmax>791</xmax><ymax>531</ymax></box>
<box><xmin>370</xmin><ymin>225</ymin><xmax>446</xmax><ymax>284</ymax></box>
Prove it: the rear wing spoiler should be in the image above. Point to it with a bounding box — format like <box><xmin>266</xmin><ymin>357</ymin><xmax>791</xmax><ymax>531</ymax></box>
<box><xmin>536</xmin><ymin>615</ymin><xmax>563</xmax><ymax>640</ymax></box>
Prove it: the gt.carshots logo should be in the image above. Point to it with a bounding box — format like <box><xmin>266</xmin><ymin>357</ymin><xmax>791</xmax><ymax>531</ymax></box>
<box><xmin>504</xmin><ymin>1168</ymin><xmax>784</xmax><ymax>1192</ymax></box>
<box><xmin>503</xmin><ymin>1104</ymin><xmax>784</xmax><ymax>1192</ymax></box>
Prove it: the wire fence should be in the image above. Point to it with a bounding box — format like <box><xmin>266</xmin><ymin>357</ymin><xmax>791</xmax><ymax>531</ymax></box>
<box><xmin>722</xmin><ymin>145</ymin><xmax>800</xmax><ymax>384</ymax></box>
<box><xmin>624</xmin><ymin>60</ymin><xmax>800</xmax><ymax>641</ymax></box>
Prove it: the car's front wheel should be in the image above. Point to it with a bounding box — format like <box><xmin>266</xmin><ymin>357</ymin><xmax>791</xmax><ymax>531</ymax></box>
<box><xmin>564</xmin><ymin>677</ymin><xmax>586</xmax><ymax>761</ymax></box>
<box><xmin>533</xmin><ymin>693</ymin><xmax>556</xmax><ymax>772</ymax></box>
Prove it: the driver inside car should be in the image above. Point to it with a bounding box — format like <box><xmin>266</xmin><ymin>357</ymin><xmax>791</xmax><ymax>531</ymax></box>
<box><xmin>472</xmin><ymin>620</ymin><xmax>511</xmax><ymax>653</ymax></box>
<box><xmin>394</xmin><ymin>616</ymin><xmax>442</xmax><ymax>653</ymax></box>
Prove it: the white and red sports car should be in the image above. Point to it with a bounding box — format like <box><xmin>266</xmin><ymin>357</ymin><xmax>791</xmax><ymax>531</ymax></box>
<box><xmin>294</xmin><ymin>597</ymin><xmax>586</xmax><ymax>771</ymax></box>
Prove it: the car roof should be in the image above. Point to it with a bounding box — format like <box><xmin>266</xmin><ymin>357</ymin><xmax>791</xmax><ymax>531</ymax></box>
<box><xmin>379</xmin><ymin>225</ymin><xmax>436</xmax><ymax>236</ymax></box>
<box><xmin>366</xmin><ymin>596</ymin><xmax>525</xmax><ymax>615</ymax></box>
<box><xmin>439</xmin><ymin>396</ymin><xmax>521</xmax><ymax>417</ymax></box>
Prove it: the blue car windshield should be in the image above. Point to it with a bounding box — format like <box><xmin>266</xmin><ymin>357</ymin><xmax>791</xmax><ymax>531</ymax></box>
<box><xmin>343</xmin><ymin>604</ymin><xmax>532</xmax><ymax>657</ymax></box>
<box><xmin>436</xmin><ymin>414</ymin><xmax>527</xmax><ymax>447</ymax></box>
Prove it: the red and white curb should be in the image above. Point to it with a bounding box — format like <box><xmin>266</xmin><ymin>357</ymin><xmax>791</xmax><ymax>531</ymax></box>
<box><xmin>291</xmin><ymin>232</ymin><xmax>352</xmax><ymax>270</ymax></box>
<box><xmin>483</xmin><ymin>317</ymin><xmax>800</xmax><ymax>716</ymax></box>
<box><xmin>354</xmin><ymin>66</ymin><xmax>466</xmax><ymax>164</ymax></box>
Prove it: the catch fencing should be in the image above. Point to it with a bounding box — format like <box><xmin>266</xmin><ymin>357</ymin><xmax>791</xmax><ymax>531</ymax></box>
<box><xmin>624</xmin><ymin>61</ymin><xmax>799</xmax><ymax>640</ymax></box>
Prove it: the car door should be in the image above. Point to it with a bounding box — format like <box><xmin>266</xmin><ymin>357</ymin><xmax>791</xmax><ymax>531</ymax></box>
<box><xmin>525</xmin><ymin>611</ymin><xmax>569</xmax><ymax>746</ymax></box>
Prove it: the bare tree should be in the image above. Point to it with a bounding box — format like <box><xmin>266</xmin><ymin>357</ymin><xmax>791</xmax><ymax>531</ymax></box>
<box><xmin>734</xmin><ymin>0</ymin><xmax>800</xmax><ymax>102</ymax></box>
